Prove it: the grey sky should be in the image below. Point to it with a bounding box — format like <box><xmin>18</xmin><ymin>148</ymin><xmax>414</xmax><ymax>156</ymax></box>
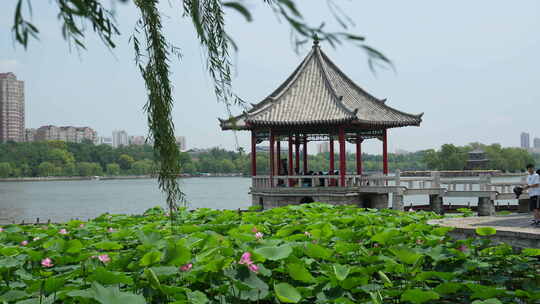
<box><xmin>1</xmin><ymin>1</ymin><xmax>539</xmax><ymax>154</ymax></box>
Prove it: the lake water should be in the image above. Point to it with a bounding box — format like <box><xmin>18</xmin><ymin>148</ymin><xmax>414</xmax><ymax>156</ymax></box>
<box><xmin>0</xmin><ymin>176</ymin><xmax>524</xmax><ymax>223</ymax></box>
<box><xmin>0</xmin><ymin>177</ymin><xmax>252</xmax><ymax>223</ymax></box>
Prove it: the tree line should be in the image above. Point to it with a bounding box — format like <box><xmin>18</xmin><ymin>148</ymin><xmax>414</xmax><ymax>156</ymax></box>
<box><xmin>0</xmin><ymin>141</ymin><xmax>156</xmax><ymax>177</ymax></box>
<box><xmin>424</xmin><ymin>143</ymin><xmax>535</xmax><ymax>172</ymax></box>
<box><xmin>0</xmin><ymin>141</ymin><xmax>537</xmax><ymax>178</ymax></box>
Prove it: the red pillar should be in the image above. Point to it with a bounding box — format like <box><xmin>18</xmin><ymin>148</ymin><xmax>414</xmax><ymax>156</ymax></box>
<box><xmin>269</xmin><ymin>131</ymin><xmax>275</xmax><ymax>187</ymax></box>
<box><xmin>383</xmin><ymin>129</ymin><xmax>388</xmax><ymax>175</ymax></box>
<box><xmin>339</xmin><ymin>127</ymin><xmax>346</xmax><ymax>187</ymax></box>
<box><xmin>329</xmin><ymin>135</ymin><xmax>334</xmax><ymax>186</ymax></box>
<box><xmin>251</xmin><ymin>131</ymin><xmax>257</xmax><ymax>176</ymax></box>
<box><xmin>277</xmin><ymin>140</ymin><xmax>281</xmax><ymax>175</ymax></box>
<box><xmin>356</xmin><ymin>137</ymin><xmax>362</xmax><ymax>175</ymax></box>
<box><xmin>288</xmin><ymin>134</ymin><xmax>293</xmax><ymax>186</ymax></box>
<box><xmin>303</xmin><ymin>136</ymin><xmax>308</xmax><ymax>173</ymax></box>
<box><xmin>329</xmin><ymin>136</ymin><xmax>335</xmax><ymax>172</ymax></box>
<box><xmin>295</xmin><ymin>135</ymin><xmax>300</xmax><ymax>174</ymax></box>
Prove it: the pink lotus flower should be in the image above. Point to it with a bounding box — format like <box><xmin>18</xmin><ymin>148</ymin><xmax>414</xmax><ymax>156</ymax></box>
<box><xmin>33</xmin><ymin>237</ymin><xmax>40</xmax><ymax>241</ymax></box>
<box><xmin>79</xmin><ymin>223</ymin><xmax>85</xmax><ymax>228</ymax></box>
<box><xmin>251</xmin><ymin>227</ymin><xmax>258</xmax><ymax>233</ymax></box>
<box><xmin>107</xmin><ymin>227</ymin><xmax>114</xmax><ymax>233</ymax></box>
<box><xmin>248</xmin><ymin>263</ymin><xmax>259</xmax><ymax>273</ymax></box>
<box><xmin>373</xmin><ymin>243</ymin><xmax>380</xmax><ymax>248</ymax></box>
<box><xmin>41</xmin><ymin>257</ymin><xmax>54</xmax><ymax>268</ymax></box>
<box><xmin>98</xmin><ymin>254</ymin><xmax>111</xmax><ymax>264</ymax></box>
<box><xmin>255</xmin><ymin>232</ymin><xmax>263</xmax><ymax>239</ymax></box>
<box><xmin>165</xmin><ymin>212</ymin><xmax>170</xmax><ymax>217</ymax></box>
<box><xmin>91</xmin><ymin>255</ymin><xmax>97</xmax><ymax>259</ymax></box>
<box><xmin>416</xmin><ymin>239</ymin><xmax>424</xmax><ymax>245</ymax></box>
<box><xmin>59</xmin><ymin>228</ymin><xmax>68</xmax><ymax>235</ymax></box>
<box><xmin>180</xmin><ymin>263</ymin><xmax>193</xmax><ymax>272</ymax></box>
<box><xmin>239</xmin><ymin>252</ymin><xmax>252</xmax><ymax>265</ymax></box>
<box><xmin>304</xmin><ymin>231</ymin><xmax>311</xmax><ymax>237</ymax></box>
<box><xmin>458</xmin><ymin>244</ymin><xmax>468</xmax><ymax>252</ymax></box>
<box><xmin>238</xmin><ymin>252</ymin><xmax>259</xmax><ymax>273</ymax></box>
<box><xmin>0</xmin><ymin>227</ymin><xmax>3</xmax><ymax>232</ymax></box>
<box><xmin>408</xmin><ymin>208</ymin><xmax>414</xmax><ymax>212</ymax></box>
<box><xmin>20</xmin><ymin>240</ymin><xmax>28</xmax><ymax>246</ymax></box>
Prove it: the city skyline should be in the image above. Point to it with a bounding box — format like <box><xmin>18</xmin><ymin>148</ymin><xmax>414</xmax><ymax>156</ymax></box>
<box><xmin>1</xmin><ymin>1</ymin><xmax>539</xmax><ymax>154</ymax></box>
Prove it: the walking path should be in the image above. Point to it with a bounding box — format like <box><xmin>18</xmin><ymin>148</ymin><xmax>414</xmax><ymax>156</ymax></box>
<box><xmin>429</xmin><ymin>214</ymin><xmax>540</xmax><ymax>249</ymax></box>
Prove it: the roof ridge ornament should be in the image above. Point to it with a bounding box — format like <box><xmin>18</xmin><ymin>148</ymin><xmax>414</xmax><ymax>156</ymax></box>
<box><xmin>312</xmin><ymin>34</ymin><xmax>320</xmax><ymax>48</ymax></box>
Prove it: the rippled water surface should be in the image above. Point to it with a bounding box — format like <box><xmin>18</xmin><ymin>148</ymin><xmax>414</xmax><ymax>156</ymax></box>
<box><xmin>0</xmin><ymin>177</ymin><xmax>251</xmax><ymax>223</ymax></box>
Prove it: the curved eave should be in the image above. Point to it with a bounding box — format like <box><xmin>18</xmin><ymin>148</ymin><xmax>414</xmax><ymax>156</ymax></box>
<box><xmin>219</xmin><ymin>115</ymin><xmax>249</xmax><ymax>131</ymax></box>
<box><xmin>220</xmin><ymin>113</ymin><xmax>423</xmax><ymax>131</ymax></box>
<box><xmin>352</xmin><ymin>116</ymin><xmax>423</xmax><ymax>128</ymax></box>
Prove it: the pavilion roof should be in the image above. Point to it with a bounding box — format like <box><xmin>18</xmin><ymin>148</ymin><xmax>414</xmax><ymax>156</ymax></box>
<box><xmin>220</xmin><ymin>40</ymin><xmax>423</xmax><ymax>131</ymax></box>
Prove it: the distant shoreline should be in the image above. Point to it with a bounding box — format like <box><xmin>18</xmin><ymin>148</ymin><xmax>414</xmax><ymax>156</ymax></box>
<box><xmin>0</xmin><ymin>173</ymin><xmax>246</xmax><ymax>183</ymax></box>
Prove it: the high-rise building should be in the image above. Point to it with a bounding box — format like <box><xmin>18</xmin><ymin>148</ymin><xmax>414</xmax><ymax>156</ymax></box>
<box><xmin>35</xmin><ymin>125</ymin><xmax>97</xmax><ymax>143</ymax></box>
<box><xmin>25</xmin><ymin>128</ymin><xmax>36</xmax><ymax>142</ymax></box>
<box><xmin>175</xmin><ymin>136</ymin><xmax>187</xmax><ymax>151</ymax></box>
<box><xmin>112</xmin><ymin>130</ymin><xmax>129</xmax><ymax>148</ymax></box>
<box><xmin>317</xmin><ymin>142</ymin><xmax>330</xmax><ymax>154</ymax></box>
<box><xmin>97</xmin><ymin>136</ymin><xmax>113</xmax><ymax>146</ymax></box>
<box><xmin>521</xmin><ymin>132</ymin><xmax>530</xmax><ymax>149</ymax></box>
<box><xmin>0</xmin><ymin>73</ymin><xmax>25</xmax><ymax>142</ymax></box>
<box><xmin>534</xmin><ymin>137</ymin><xmax>540</xmax><ymax>149</ymax></box>
<box><xmin>129</xmin><ymin>135</ymin><xmax>146</xmax><ymax>146</ymax></box>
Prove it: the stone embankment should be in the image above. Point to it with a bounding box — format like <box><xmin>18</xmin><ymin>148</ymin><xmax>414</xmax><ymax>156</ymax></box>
<box><xmin>429</xmin><ymin>214</ymin><xmax>540</xmax><ymax>249</ymax></box>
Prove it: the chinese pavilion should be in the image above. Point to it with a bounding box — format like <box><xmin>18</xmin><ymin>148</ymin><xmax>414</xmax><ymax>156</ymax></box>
<box><xmin>220</xmin><ymin>39</ymin><xmax>423</xmax><ymax>208</ymax></box>
<box><xmin>465</xmin><ymin>148</ymin><xmax>489</xmax><ymax>170</ymax></box>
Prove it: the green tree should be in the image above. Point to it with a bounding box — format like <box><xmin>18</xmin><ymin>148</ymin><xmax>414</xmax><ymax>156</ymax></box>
<box><xmin>118</xmin><ymin>154</ymin><xmax>135</xmax><ymax>171</ymax></box>
<box><xmin>48</xmin><ymin>148</ymin><xmax>75</xmax><ymax>166</ymax></box>
<box><xmin>19</xmin><ymin>163</ymin><xmax>32</xmax><ymax>176</ymax></box>
<box><xmin>131</xmin><ymin>160</ymin><xmax>154</xmax><ymax>175</ymax></box>
<box><xmin>181</xmin><ymin>162</ymin><xmax>197</xmax><ymax>174</ymax></box>
<box><xmin>77</xmin><ymin>162</ymin><xmax>102</xmax><ymax>176</ymax></box>
<box><xmin>38</xmin><ymin>162</ymin><xmax>56</xmax><ymax>177</ymax></box>
<box><xmin>0</xmin><ymin>162</ymin><xmax>12</xmax><ymax>178</ymax></box>
<box><xmin>220</xmin><ymin>159</ymin><xmax>235</xmax><ymax>173</ymax></box>
<box><xmin>63</xmin><ymin>162</ymin><xmax>77</xmax><ymax>176</ymax></box>
<box><xmin>106</xmin><ymin>163</ymin><xmax>121</xmax><ymax>176</ymax></box>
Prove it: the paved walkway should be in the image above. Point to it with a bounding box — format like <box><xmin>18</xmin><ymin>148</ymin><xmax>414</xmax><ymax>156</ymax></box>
<box><xmin>429</xmin><ymin>214</ymin><xmax>540</xmax><ymax>248</ymax></box>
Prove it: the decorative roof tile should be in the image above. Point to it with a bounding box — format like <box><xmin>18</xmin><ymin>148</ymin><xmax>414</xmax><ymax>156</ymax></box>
<box><xmin>221</xmin><ymin>42</ymin><xmax>423</xmax><ymax>130</ymax></box>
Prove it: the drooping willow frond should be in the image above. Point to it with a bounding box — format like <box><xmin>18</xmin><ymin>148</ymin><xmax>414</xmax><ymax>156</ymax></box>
<box><xmin>133</xmin><ymin>0</ymin><xmax>183</xmax><ymax>212</ymax></box>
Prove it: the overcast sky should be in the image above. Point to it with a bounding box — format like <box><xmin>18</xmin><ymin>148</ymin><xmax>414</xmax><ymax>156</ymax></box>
<box><xmin>1</xmin><ymin>1</ymin><xmax>539</xmax><ymax>154</ymax></box>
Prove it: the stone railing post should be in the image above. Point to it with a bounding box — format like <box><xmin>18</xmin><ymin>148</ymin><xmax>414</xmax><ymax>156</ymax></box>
<box><xmin>479</xmin><ymin>174</ymin><xmax>489</xmax><ymax>191</ymax></box>
<box><xmin>392</xmin><ymin>170</ymin><xmax>404</xmax><ymax>211</ymax></box>
<box><xmin>478</xmin><ymin>197</ymin><xmax>495</xmax><ymax>216</ymax></box>
<box><xmin>431</xmin><ymin>171</ymin><xmax>440</xmax><ymax>188</ymax></box>
<box><xmin>429</xmin><ymin>171</ymin><xmax>443</xmax><ymax>214</ymax></box>
<box><xmin>394</xmin><ymin>169</ymin><xmax>401</xmax><ymax>187</ymax></box>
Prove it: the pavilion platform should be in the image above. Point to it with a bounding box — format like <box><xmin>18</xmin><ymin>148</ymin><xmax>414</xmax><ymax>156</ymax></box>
<box><xmin>429</xmin><ymin>214</ymin><xmax>540</xmax><ymax>249</ymax></box>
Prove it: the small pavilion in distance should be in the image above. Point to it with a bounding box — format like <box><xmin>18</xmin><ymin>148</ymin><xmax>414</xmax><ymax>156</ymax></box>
<box><xmin>220</xmin><ymin>38</ymin><xmax>423</xmax><ymax>209</ymax></box>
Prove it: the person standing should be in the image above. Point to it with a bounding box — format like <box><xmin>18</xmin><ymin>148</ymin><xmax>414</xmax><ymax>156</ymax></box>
<box><xmin>524</xmin><ymin>164</ymin><xmax>540</xmax><ymax>226</ymax></box>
